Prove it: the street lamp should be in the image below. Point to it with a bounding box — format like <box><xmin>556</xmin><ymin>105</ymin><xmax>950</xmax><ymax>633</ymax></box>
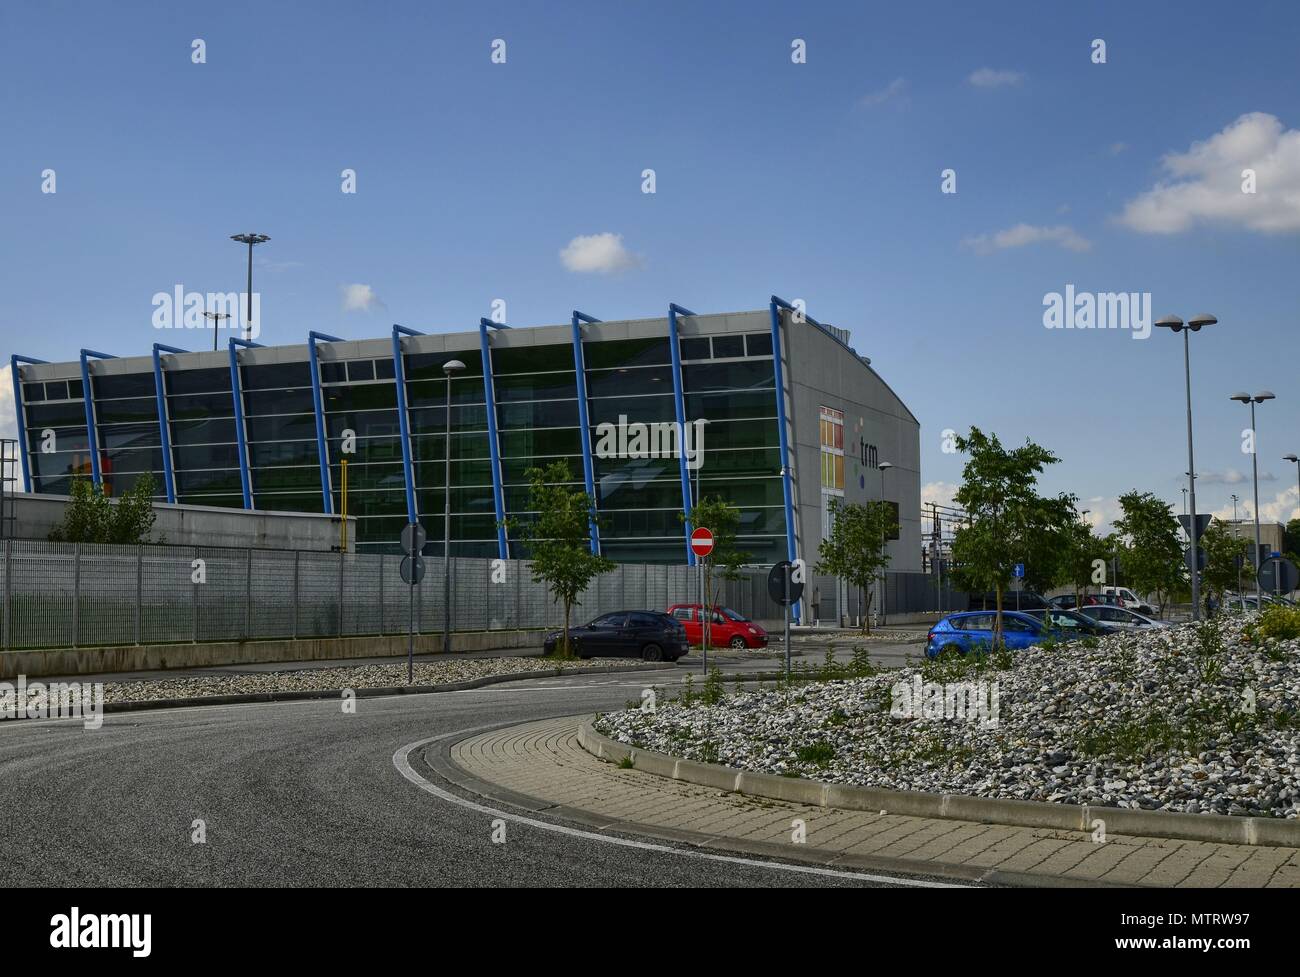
<box><xmin>1231</xmin><ymin>390</ymin><xmax>1275</xmax><ymax>600</ymax></box>
<box><xmin>441</xmin><ymin>359</ymin><xmax>466</xmax><ymax>653</ymax></box>
<box><xmin>878</xmin><ymin>462</ymin><xmax>893</xmax><ymax>625</ymax></box>
<box><xmin>230</xmin><ymin>233</ymin><xmax>270</xmax><ymax>339</ymax></box>
<box><xmin>1285</xmin><ymin>456</ymin><xmax>1300</xmax><ymax>532</ymax></box>
<box><xmin>1155</xmin><ymin>312</ymin><xmax>1217</xmax><ymax>620</ymax></box>
<box><xmin>202</xmin><ymin>311</ymin><xmax>230</xmax><ymax>352</ymax></box>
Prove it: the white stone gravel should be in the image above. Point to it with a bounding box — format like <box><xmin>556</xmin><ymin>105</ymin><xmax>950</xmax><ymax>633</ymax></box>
<box><xmin>596</xmin><ymin>617</ymin><xmax>1300</xmax><ymax>818</ymax></box>
<box><xmin>96</xmin><ymin>656</ymin><xmax>631</xmax><ymax>704</ymax></box>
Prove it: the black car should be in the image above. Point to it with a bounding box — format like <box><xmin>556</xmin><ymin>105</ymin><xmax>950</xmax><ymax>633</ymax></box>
<box><xmin>543</xmin><ymin>611</ymin><xmax>688</xmax><ymax>662</ymax></box>
<box><xmin>967</xmin><ymin>591</ymin><xmax>1051</xmax><ymax>611</ymax></box>
<box><xmin>1024</xmin><ymin>608</ymin><xmax>1118</xmax><ymax>637</ymax></box>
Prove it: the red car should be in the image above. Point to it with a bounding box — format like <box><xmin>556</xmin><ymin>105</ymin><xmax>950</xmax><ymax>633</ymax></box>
<box><xmin>666</xmin><ymin>604</ymin><xmax>769</xmax><ymax>649</ymax></box>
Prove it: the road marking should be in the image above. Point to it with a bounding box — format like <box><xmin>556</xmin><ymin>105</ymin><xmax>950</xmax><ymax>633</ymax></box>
<box><xmin>392</xmin><ymin>728</ymin><xmax>966</xmax><ymax>888</ymax></box>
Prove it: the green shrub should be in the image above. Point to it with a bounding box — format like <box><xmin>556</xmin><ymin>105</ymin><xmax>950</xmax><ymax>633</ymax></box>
<box><xmin>1256</xmin><ymin>605</ymin><xmax>1300</xmax><ymax>641</ymax></box>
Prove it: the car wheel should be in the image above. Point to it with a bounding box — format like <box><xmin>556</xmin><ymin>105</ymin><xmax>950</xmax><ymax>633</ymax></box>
<box><xmin>641</xmin><ymin>643</ymin><xmax>664</xmax><ymax>663</ymax></box>
<box><xmin>729</xmin><ymin>636</ymin><xmax>747</xmax><ymax>650</ymax></box>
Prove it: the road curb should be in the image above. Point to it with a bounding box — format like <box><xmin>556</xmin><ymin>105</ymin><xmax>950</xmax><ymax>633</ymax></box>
<box><xmin>420</xmin><ymin>717</ymin><xmax>1138</xmax><ymax>888</ymax></box>
<box><xmin>93</xmin><ymin>663</ymin><xmax>677</xmax><ymax>715</ymax></box>
<box><xmin>578</xmin><ymin>719</ymin><xmax>1300</xmax><ymax>849</ymax></box>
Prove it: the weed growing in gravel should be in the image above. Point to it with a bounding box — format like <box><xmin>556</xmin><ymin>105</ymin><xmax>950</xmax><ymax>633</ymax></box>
<box><xmin>617</xmin><ymin>755</ymin><xmax>635</xmax><ymax>769</ymax></box>
<box><xmin>701</xmin><ymin>666</ymin><xmax>726</xmax><ymax>706</ymax></box>
<box><xmin>679</xmin><ymin>674</ymin><xmax>697</xmax><ymax>708</ymax></box>
<box><xmin>697</xmin><ymin>741</ymin><xmax>720</xmax><ymax>765</ymax></box>
<box><xmin>1252</xmin><ymin>605</ymin><xmax>1300</xmax><ymax>642</ymax></box>
<box><xmin>795</xmin><ymin>740</ymin><xmax>836</xmax><ymax>767</ymax></box>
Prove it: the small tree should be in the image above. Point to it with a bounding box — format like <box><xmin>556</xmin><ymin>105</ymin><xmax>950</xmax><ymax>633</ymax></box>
<box><xmin>1111</xmin><ymin>490</ymin><xmax>1183</xmax><ymax>618</ymax></box>
<box><xmin>506</xmin><ymin>461</ymin><xmax>614</xmax><ymax>658</ymax></box>
<box><xmin>950</xmin><ymin>428</ymin><xmax>1072</xmax><ymax>645</ymax></box>
<box><xmin>49</xmin><ymin>473</ymin><xmax>158</xmax><ymax>545</ymax></box>
<box><xmin>681</xmin><ymin>495</ymin><xmax>750</xmax><ymax>651</ymax></box>
<box><xmin>815</xmin><ymin>498</ymin><xmax>896</xmax><ymax>634</ymax></box>
<box><xmin>1058</xmin><ymin>517</ymin><xmax>1106</xmax><ymax>607</ymax></box>
<box><xmin>1201</xmin><ymin>518</ymin><xmax>1250</xmax><ymax>614</ymax></box>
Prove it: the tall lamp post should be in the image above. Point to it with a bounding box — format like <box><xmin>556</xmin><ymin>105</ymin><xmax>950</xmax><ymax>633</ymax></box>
<box><xmin>1285</xmin><ymin>454</ymin><xmax>1300</xmax><ymax>531</ymax></box>
<box><xmin>878</xmin><ymin>462</ymin><xmax>893</xmax><ymax>625</ymax></box>
<box><xmin>1155</xmin><ymin>313</ymin><xmax>1217</xmax><ymax>620</ymax></box>
<box><xmin>441</xmin><ymin>359</ymin><xmax>466</xmax><ymax>653</ymax></box>
<box><xmin>202</xmin><ymin>311</ymin><xmax>230</xmax><ymax>352</ymax></box>
<box><xmin>230</xmin><ymin>233</ymin><xmax>270</xmax><ymax>339</ymax></box>
<box><xmin>1231</xmin><ymin>390</ymin><xmax>1275</xmax><ymax>601</ymax></box>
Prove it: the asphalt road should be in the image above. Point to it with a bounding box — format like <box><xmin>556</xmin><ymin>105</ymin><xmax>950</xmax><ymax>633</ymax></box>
<box><xmin>0</xmin><ymin>660</ymin><xmax>949</xmax><ymax>888</ymax></box>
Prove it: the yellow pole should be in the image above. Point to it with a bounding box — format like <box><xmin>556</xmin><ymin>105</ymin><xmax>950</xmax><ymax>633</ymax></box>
<box><xmin>340</xmin><ymin>459</ymin><xmax>348</xmax><ymax>552</ymax></box>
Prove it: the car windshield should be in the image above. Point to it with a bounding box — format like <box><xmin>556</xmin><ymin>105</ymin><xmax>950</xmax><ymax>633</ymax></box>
<box><xmin>722</xmin><ymin>608</ymin><xmax>748</xmax><ymax>622</ymax></box>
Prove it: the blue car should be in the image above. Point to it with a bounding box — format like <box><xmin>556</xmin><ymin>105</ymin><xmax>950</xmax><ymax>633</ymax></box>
<box><xmin>926</xmin><ymin>611</ymin><xmax>1054</xmax><ymax>659</ymax></box>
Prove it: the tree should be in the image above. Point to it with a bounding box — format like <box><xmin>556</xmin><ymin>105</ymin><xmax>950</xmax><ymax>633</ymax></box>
<box><xmin>506</xmin><ymin>461</ymin><xmax>614</xmax><ymax>658</ymax></box>
<box><xmin>1285</xmin><ymin>517</ymin><xmax>1300</xmax><ymax>563</ymax></box>
<box><xmin>949</xmin><ymin>428</ymin><xmax>1073</xmax><ymax>645</ymax></box>
<box><xmin>680</xmin><ymin>495</ymin><xmax>750</xmax><ymax>651</ymax></box>
<box><xmin>49</xmin><ymin>473</ymin><xmax>159</xmax><ymax>545</ymax></box>
<box><xmin>1201</xmin><ymin>518</ymin><xmax>1250</xmax><ymax>614</ymax></box>
<box><xmin>1110</xmin><ymin>490</ymin><xmax>1183</xmax><ymax>618</ymax></box>
<box><xmin>1057</xmin><ymin>517</ymin><xmax>1107</xmax><ymax>606</ymax></box>
<box><xmin>815</xmin><ymin>498</ymin><xmax>897</xmax><ymax>634</ymax></box>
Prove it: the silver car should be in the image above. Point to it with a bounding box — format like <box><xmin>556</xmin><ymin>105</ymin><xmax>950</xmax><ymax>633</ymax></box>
<box><xmin>1077</xmin><ymin>605</ymin><xmax>1169</xmax><ymax>630</ymax></box>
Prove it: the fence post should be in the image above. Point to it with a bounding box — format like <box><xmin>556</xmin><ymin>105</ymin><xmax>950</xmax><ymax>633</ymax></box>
<box><xmin>292</xmin><ymin>550</ymin><xmax>300</xmax><ymax>639</ymax></box>
<box><xmin>245</xmin><ymin>548</ymin><xmax>253</xmax><ymax>640</ymax></box>
<box><xmin>3</xmin><ymin>538</ymin><xmax>11</xmax><ymax>651</ymax></box>
<box><xmin>514</xmin><ymin>557</ymin><xmax>520</xmax><ymax>630</ymax></box>
<box><xmin>191</xmin><ymin>546</ymin><xmax>198</xmax><ymax>643</ymax></box>
<box><xmin>338</xmin><ymin>549</ymin><xmax>344</xmax><ymax>637</ymax></box>
<box><xmin>135</xmin><ymin>545</ymin><xmax>142</xmax><ymax>645</ymax></box>
<box><xmin>379</xmin><ymin>553</ymin><xmax>385</xmax><ymax>635</ymax></box>
<box><xmin>72</xmin><ymin>543</ymin><xmax>80</xmax><ymax>648</ymax></box>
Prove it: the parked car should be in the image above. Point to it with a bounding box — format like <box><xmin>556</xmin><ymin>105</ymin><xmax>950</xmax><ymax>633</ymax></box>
<box><xmin>1048</xmin><ymin>594</ymin><xmax>1078</xmax><ymax>610</ymax></box>
<box><xmin>1024</xmin><ymin>608</ymin><xmax>1118</xmax><ymax>637</ymax></box>
<box><xmin>1101</xmin><ymin>586</ymin><xmax>1156</xmax><ymax>616</ymax></box>
<box><xmin>1079</xmin><ymin>592</ymin><xmax>1123</xmax><ymax>607</ymax></box>
<box><xmin>967</xmin><ymin>591</ymin><xmax>1051</xmax><ymax>612</ymax></box>
<box><xmin>543</xmin><ymin>611</ymin><xmax>688</xmax><ymax>661</ymax></box>
<box><xmin>927</xmin><ymin>611</ymin><xmax>1055</xmax><ymax>658</ymax></box>
<box><xmin>667</xmin><ymin>604</ymin><xmax>769</xmax><ymax>649</ymax></box>
<box><xmin>1076</xmin><ymin>605</ymin><xmax>1168</xmax><ymax>630</ymax></box>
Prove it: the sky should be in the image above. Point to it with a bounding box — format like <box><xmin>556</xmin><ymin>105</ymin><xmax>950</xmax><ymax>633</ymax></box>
<box><xmin>2</xmin><ymin>0</ymin><xmax>1298</xmax><ymax>533</ymax></box>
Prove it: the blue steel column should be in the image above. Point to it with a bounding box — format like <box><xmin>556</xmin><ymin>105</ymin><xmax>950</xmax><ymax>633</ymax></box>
<box><xmin>79</xmin><ymin>349</ymin><xmax>117</xmax><ymax>487</ymax></box>
<box><xmin>307</xmin><ymin>331</ymin><xmax>343</xmax><ymax>514</ymax></box>
<box><xmin>769</xmin><ymin>296</ymin><xmax>802</xmax><ymax>622</ymax></box>
<box><xmin>228</xmin><ymin>337</ymin><xmax>261</xmax><ymax>509</ymax></box>
<box><xmin>667</xmin><ymin>303</ymin><xmax>697</xmax><ymax>565</ymax></box>
<box><xmin>571</xmin><ymin>311</ymin><xmax>602</xmax><ymax>554</ymax></box>
<box><xmin>479</xmin><ymin>318</ymin><xmax>510</xmax><ymax>560</ymax></box>
<box><xmin>392</xmin><ymin>325</ymin><xmax>422</xmax><ymax>524</ymax></box>
<box><xmin>152</xmin><ymin>343</ymin><xmax>187</xmax><ymax>504</ymax></box>
<box><xmin>10</xmin><ymin>355</ymin><xmax>46</xmax><ymax>493</ymax></box>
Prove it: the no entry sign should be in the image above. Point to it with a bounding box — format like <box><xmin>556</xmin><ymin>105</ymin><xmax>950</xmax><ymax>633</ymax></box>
<box><xmin>690</xmin><ymin>527</ymin><xmax>714</xmax><ymax>558</ymax></box>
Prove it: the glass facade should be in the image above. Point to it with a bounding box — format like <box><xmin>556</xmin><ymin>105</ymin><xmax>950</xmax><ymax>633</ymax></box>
<box><xmin>17</xmin><ymin>325</ymin><xmax>789</xmax><ymax>563</ymax></box>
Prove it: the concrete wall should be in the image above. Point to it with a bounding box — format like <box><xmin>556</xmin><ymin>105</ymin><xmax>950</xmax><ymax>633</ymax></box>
<box><xmin>13</xmin><ymin>493</ymin><xmax>354</xmax><ymax>552</ymax></box>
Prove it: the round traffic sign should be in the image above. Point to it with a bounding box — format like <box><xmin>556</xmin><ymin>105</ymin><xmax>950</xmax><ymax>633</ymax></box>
<box><xmin>767</xmin><ymin>561</ymin><xmax>804</xmax><ymax>606</ymax></box>
<box><xmin>400</xmin><ymin>555</ymin><xmax>426</xmax><ymax>585</ymax></box>
<box><xmin>400</xmin><ymin>522</ymin><xmax>427</xmax><ymax>556</ymax></box>
<box><xmin>1258</xmin><ymin>557</ymin><xmax>1298</xmax><ymax>595</ymax></box>
<box><xmin>690</xmin><ymin>526</ymin><xmax>714</xmax><ymax>558</ymax></box>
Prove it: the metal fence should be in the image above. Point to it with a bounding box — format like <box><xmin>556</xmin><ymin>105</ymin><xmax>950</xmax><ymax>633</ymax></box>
<box><xmin>0</xmin><ymin>539</ymin><xmax>974</xmax><ymax>650</ymax></box>
<box><xmin>809</xmin><ymin>571</ymin><xmax>970</xmax><ymax>626</ymax></box>
<box><xmin>0</xmin><ymin>539</ymin><xmax>798</xmax><ymax>651</ymax></box>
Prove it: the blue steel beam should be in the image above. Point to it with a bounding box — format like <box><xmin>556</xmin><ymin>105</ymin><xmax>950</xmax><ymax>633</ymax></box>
<box><xmin>227</xmin><ymin>337</ymin><xmax>263</xmax><ymax>509</ymax></box>
<box><xmin>667</xmin><ymin>303</ymin><xmax>697</xmax><ymax>565</ymax></box>
<box><xmin>479</xmin><ymin>318</ymin><xmax>510</xmax><ymax>560</ymax></box>
<box><xmin>10</xmin><ymin>354</ymin><xmax>47</xmax><ymax>493</ymax></box>
<box><xmin>392</xmin><ymin>324</ymin><xmax>422</xmax><ymax>524</ymax></box>
<box><xmin>769</xmin><ymin>295</ymin><xmax>802</xmax><ymax>623</ymax></box>
<box><xmin>307</xmin><ymin>331</ymin><xmax>344</xmax><ymax>514</ymax></box>
<box><xmin>79</xmin><ymin>349</ymin><xmax>117</xmax><ymax>487</ymax></box>
<box><xmin>151</xmin><ymin>343</ymin><xmax>188</xmax><ymax>503</ymax></box>
<box><xmin>571</xmin><ymin>311</ymin><xmax>602</xmax><ymax>554</ymax></box>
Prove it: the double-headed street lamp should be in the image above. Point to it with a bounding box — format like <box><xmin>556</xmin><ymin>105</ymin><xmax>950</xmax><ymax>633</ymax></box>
<box><xmin>1155</xmin><ymin>313</ymin><xmax>1217</xmax><ymax>620</ymax></box>
<box><xmin>202</xmin><ymin>311</ymin><xmax>230</xmax><ymax>352</ymax></box>
<box><xmin>441</xmin><ymin>359</ymin><xmax>466</xmax><ymax>653</ymax></box>
<box><xmin>1230</xmin><ymin>390</ymin><xmax>1275</xmax><ymax>601</ymax></box>
<box><xmin>230</xmin><ymin>233</ymin><xmax>270</xmax><ymax>339</ymax></box>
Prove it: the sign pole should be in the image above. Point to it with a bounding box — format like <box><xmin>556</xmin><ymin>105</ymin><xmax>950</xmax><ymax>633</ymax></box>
<box><xmin>784</xmin><ymin>563</ymin><xmax>791</xmax><ymax>680</ymax></box>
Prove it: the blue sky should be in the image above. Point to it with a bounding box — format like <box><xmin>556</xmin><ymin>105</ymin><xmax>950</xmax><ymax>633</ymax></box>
<box><xmin>3</xmin><ymin>0</ymin><xmax>1298</xmax><ymax>531</ymax></box>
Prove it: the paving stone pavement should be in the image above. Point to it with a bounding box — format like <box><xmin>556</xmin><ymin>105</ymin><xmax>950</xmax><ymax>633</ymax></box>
<box><xmin>448</xmin><ymin>714</ymin><xmax>1300</xmax><ymax>888</ymax></box>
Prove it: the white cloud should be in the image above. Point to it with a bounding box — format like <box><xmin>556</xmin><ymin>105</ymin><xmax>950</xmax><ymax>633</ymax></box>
<box><xmin>559</xmin><ymin>233</ymin><xmax>642</xmax><ymax>274</ymax></box>
<box><xmin>961</xmin><ymin>223</ymin><xmax>1092</xmax><ymax>255</ymax></box>
<box><xmin>967</xmin><ymin>68</ymin><xmax>1024</xmax><ymax>89</ymax></box>
<box><xmin>860</xmin><ymin>77</ymin><xmax>908</xmax><ymax>108</ymax></box>
<box><xmin>1197</xmin><ymin>468</ymin><xmax>1276</xmax><ymax>485</ymax></box>
<box><xmin>1109</xmin><ymin>142</ymin><xmax>1128</xmax><ymax>156</ymax></box>
<box><xmin>0</xmin><ymin>366</ymin><xmax>15</xmax><ymax>442</ymax></box>
<box><xmin>1117</xmin><ymin>112</ymin><xmax>1300</xmax><ymax>234</ymax></box>
<box><xmin>921</xmin><ymin>481</ymin><xmax>960</xmax><ymax>511</ymax></box>
<box><xmin>341</xmin><ymin>283</ymin><xmax>383</xmax><ymax>313</ymax></box>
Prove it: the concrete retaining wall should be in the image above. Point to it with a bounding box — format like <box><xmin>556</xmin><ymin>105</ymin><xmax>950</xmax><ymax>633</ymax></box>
<box><xmin>1</xmin><ymin>629</ymin><xmax>547</xmax><ymax>679</ymax></box>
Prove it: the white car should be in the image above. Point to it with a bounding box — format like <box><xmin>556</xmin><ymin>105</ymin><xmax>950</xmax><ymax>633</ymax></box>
<box><xmin>1078</xmin><ymin>605</ymin><xmax>1169</xmax><ymax>630</ymax></box>
<box><xmin>1101</xmin><ymin>586</ymin><xmax>1156</xmax><ymax>617</ymax></box>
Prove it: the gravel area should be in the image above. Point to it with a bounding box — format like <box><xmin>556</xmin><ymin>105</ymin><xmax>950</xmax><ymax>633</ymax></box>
<box><xmin>85</xmin><ymin>657</ymin><xmax>633</xmax><ymax>704</ymax></box>
<box><xmin>597</xmin><ymin>617</ymin><xmax>1300</xmax><ymax>818</ymax></box>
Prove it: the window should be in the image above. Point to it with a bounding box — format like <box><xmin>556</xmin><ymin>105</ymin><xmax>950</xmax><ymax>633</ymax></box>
<box><xmin>592</xmin><ymin>614</ymin><xmax>626</xmax><ymax>628</ymax></box>
<box><xmin>819</xmin><ymin>406</ymin><xmax>844</xmax><ymax>492</ymax></box>
<box><xmin>672</xmin><ymin>607</ymin><xmax>694</xmax><ymax>621</ymax></box>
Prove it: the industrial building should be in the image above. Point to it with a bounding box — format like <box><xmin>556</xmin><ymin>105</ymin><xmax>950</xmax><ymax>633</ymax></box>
<box><xmin>10</xmin><ymin>299</ymin><xmax>921</xmax><ymax>572</ymax></box>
